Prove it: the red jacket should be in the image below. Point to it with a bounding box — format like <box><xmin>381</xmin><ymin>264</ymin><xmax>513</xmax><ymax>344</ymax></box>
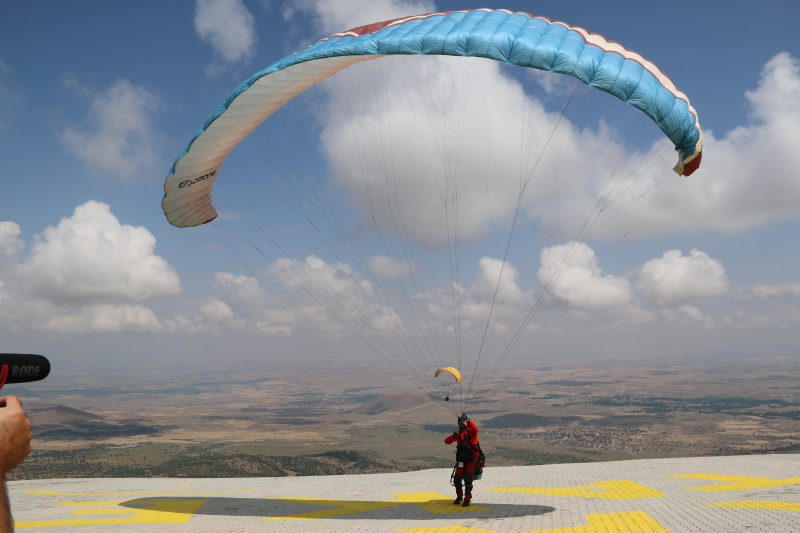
<box><xmin>445</xmin><ymin>418</ymin><xmax>479</xmax><ymax>448</ymax></box>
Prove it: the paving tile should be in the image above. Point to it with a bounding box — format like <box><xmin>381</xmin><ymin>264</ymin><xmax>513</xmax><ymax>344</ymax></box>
<box><xmin>9</xmin><ymin>455</ymin><xmax>800</xmax><ymax>532</ymax></box>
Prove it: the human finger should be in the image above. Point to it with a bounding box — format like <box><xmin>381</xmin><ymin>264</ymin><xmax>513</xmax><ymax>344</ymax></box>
<box><xmin>1</xmin><ymin>395</ymin><xmax>22</xmax><ymax>410</ymax></box>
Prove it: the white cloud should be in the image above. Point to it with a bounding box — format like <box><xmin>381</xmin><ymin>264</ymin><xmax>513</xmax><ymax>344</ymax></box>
<box><xmin>61</xmin><ymin>79</ymin><xmax>163</xmax><ymax>181</ymax></box>
<box><xmin>413</xmin><ymin>256</ymin><xmax>537</xmax><ymax>336</ymax></box>
<box><xmin>741</xmin><ymin>283</ymin><xmax>800</xmax><ymax>299</ymax></box>
<box><xmin>0</xmin><ymin>221</ymin><xmax>24</xmax><ymax>259</ymax></box>
<box><xmin>201</xmin><ymin>297</ymin><xmax>235</xmax><ymax>321</ymax></box>
<box><xmin>195</xmin><ymin>0</ymin><xmax>257</xmax><ymax>76</ymax></box>
<box><xmin>469</xmin><ymin>257</ymin><xmax>528</xmax><ymax>307</ymax></box>
<box><xmin>604</xmin><ymin>52</ymin><xmax>800</xmax><ymax>237</ymax></box>
<box><xmin>366</xmin><ymin>255</ymin><xmax>415</xmax><ymax>279</ymax></box>
<box><xmin>751</xmin><ymin>314</ymin><xmax>772</xmax><ymax>326</ymax></box>
<box><xmin>19</xmin><ymin>201</ymin><xmax>181</xmax><ymax>305</ymax></box>
<box><xmin>724</xmin><ymin>282</ymin><xmax>800</xmax><ymax>328</ymax></box>
<box><xmin>660</xmin><ymin>305</ymin><xmax>716</xmax><ymax>328</ymax></box>
<box><xmin>538</xmin><ymin>241</ymin><xmax>633</xmax><ymax>308</ymax></box>
<box><xmin>37</xmin><ymin>304</ymin><xmax>165</xmax><ymax>333</ymax></box>
<box><xmin>320</xmin><ymin>55</ymin><xmax>559</xmax><ymax>248</ymax></box>
<box><xmin>267</xmin><ymin>255</ymin><xmax>403</xmax><ymax>335</ymax></box>
<box><xmin>0</xmin><ymin>204</ymin><xmax>184</xmax><ymax>335</ymax></box>
<box><xmin>204</xmin><ymin>272</ymin><xmax>281</xmax><ymax>332</ymax></box>
<box><xmin>60</xmin><ymin>72</ymin><xmax>94</xmax><ymax>99</ymax></box>
<box><xmin>625</xmin><ymin>305</ymin><xmax>657</xmax><ymax>325</ymax></box>
<box><xmin>188</xmin><ymin>243</ymin><xmax>784</xmax><ymax>357</ymax></box>
<box><xmin>286</xmin><ymin>0</ymin><xmax>434</xmax><ymax>37</ymax></box>
<box><xmin>169</xmin><ymin>295</ymin><xmax>245</xmax><ymax>333</ymax></box>
<box><xmin>211</xmin><ymin>272</ymin><xmax>268</xmax><ymax>310</ymax></box>
<box><xmin>534</xmin><ymin>52</ymin><xmax>800</xmax><ymax>240</ymax></box>
<box><xmin>254</xmin><ymin>320</ymin><xmax>293</xmax><ymax>336</ymax></box>
<box><xmin>637</xmin><ymin>249</ymin><xmax>729</xmax><ymax>307</ymax></box>
<box><xmin>417</xmin><ymin>282</ymin><xmax>489</xmax><ymax>334</ymax></box>
<box><xmin>207</xmin><ymin>261</ymin><xmax>379</xmax><ymax>337</ymax></box>
<box><xmin>306</xmin><ymin>45</ymin><xmax>683</xmax><ymax>251</ymax></box>
<box><xmin>746</xmin><ymin>52</ymin><xmax>800</xmax><ymax>130</ymax></box>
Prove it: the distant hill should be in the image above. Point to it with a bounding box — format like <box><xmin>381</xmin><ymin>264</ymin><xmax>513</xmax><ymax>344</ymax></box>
<box><xmin>10</xmin><ymin>449</ymin><xmax>407</xmax><ymax>479</ymax></box>
<box><xmin>27</xmin><ymin>405</ymin><xmax>103</xmax><ymax>426</ymax></box>
<box><xmin>27</xmin><ymin>404</ymin><xmax>170</xmax><ymax>441</ymax></box>
<box><xmin>351</xmin><ymin>390</ymin><xmax>436</xmax><ymax>415</ymax></box>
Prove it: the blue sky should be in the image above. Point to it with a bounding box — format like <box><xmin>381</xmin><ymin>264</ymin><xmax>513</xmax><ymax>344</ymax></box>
<box><xmin>1</xmin><ymin>0</ymin><xmax>799</xmax><ymax>380</ymax></box>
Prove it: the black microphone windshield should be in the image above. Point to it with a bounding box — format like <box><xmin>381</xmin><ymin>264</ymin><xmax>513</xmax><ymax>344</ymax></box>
<box><xmin>0</xmin><ymin>354</ymin><xmax>51</xmax><ymax>384</ymax></box>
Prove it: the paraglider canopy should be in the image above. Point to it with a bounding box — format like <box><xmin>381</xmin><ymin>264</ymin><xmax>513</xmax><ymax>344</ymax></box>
<box><xmin>436</xmin><ymin>367</ymin><xmax>462</xmax><ymax>383</ymax></box>
<box><xmin>162</xmin><ymin>8</ymin><xmax>703</xmax><ymax>229</ymax></box>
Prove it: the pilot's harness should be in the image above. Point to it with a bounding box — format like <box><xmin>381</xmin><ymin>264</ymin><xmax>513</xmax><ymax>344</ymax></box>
<box><xmin>449</xmin><ymin>427</ymin><xmax>486</xmax><ymax>484</ymax></box>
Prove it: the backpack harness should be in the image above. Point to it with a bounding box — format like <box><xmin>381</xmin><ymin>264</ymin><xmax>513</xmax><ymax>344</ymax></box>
<box><xmin>450</xmin><ymin>428</ymin><xmax>486</xmax><ymax>484</ymax></box>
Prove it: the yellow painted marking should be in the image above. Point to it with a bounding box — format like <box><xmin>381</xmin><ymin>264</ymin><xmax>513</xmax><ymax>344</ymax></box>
<box><xmin>262</xmin><ymin>491</ymin><xmax>485</xmax><ymax>520</ymax></box>
<box><xmin>53</xmin><ymin>501</ymin><xmax>160</xmax><ymax>506</ymax></box>
<box><xmin>708</xmin><ymin>500</ymin><xmax>800</xmax><ymax>511</ymax></box>
<box><xmin>398</xmin><ymin>510</ymin><xmax>670</xmax><ymax>532</ymax></box>
<box><xmin>25</xmin><ymin>489</ymin><xmax>249</xmax><ymax>496</ymax></box>
<box><xmin>14</xmin><ymin>499</ymin><xmax>205</xmax><ymax>528</ymax></box>
<box><xmin>486</xmin><ymin>480</ymin><xmax>665</xmax><ymax>500</ymax></box>
<box><xmin>670</xmin><ymin>473</ymin><xmax>800</xmax><ymax>492</ymax></box>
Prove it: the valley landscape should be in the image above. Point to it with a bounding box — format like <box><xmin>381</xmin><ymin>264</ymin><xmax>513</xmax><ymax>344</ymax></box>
<box><xmin>9</xmin><ymin>355</ymin><xmax>800</xmax><ymax>481</ymax></box>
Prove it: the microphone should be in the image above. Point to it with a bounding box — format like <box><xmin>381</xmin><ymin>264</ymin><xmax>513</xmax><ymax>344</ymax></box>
<box><xmin>0</xmin><ymin>354</ymin><xmax>51</xmax><ymax>389</ymax></box>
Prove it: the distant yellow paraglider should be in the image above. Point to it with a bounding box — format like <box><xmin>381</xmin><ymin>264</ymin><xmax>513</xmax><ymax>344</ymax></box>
<box><xmin>435</xmin><ymin>367</ymin><xmax>461</xmax><ymax>383</ymax></box>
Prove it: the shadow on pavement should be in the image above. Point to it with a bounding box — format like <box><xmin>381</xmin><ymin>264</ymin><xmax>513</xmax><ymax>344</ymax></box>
<box><xmin>120</xmin><ymin>496</ymin><xmax>555</xmax><ymax>520</ymax></box>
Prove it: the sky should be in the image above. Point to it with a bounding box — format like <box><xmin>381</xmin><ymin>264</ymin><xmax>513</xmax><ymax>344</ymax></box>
<box><xmin>1</xmin><ymin>0</ymin><xmax>799</xmax><ymax>382</ymax></box>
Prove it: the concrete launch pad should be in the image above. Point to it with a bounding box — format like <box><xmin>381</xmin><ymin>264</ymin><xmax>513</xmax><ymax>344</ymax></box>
<box><xmin>10</xmin><ymin>454</ymin><xmax>800</xmax><ymax>532</ymax></box>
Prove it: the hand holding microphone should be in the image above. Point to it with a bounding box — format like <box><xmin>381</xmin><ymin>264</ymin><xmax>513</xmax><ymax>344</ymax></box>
<box><xmin>0</xmin><ymin>396</ymin><xmax>31</xmax><ymax>474</ymax></box>
<box><xmin>0</xmin><ymin>353</ymin><xmax>47</xmax><ymax>531</ymax></box>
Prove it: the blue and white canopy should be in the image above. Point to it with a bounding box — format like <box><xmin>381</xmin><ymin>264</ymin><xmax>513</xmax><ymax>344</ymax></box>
<box><xmin>163</xmin><ymin>8</ymin><xmax>703</xmax><ymax>228</ymax></box>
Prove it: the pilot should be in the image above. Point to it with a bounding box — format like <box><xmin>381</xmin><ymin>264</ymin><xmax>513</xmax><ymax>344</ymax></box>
<box><xmin>444</xmin><ymin>413</ymin><xmax>480</xmax><ymax>506</ymax></box>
